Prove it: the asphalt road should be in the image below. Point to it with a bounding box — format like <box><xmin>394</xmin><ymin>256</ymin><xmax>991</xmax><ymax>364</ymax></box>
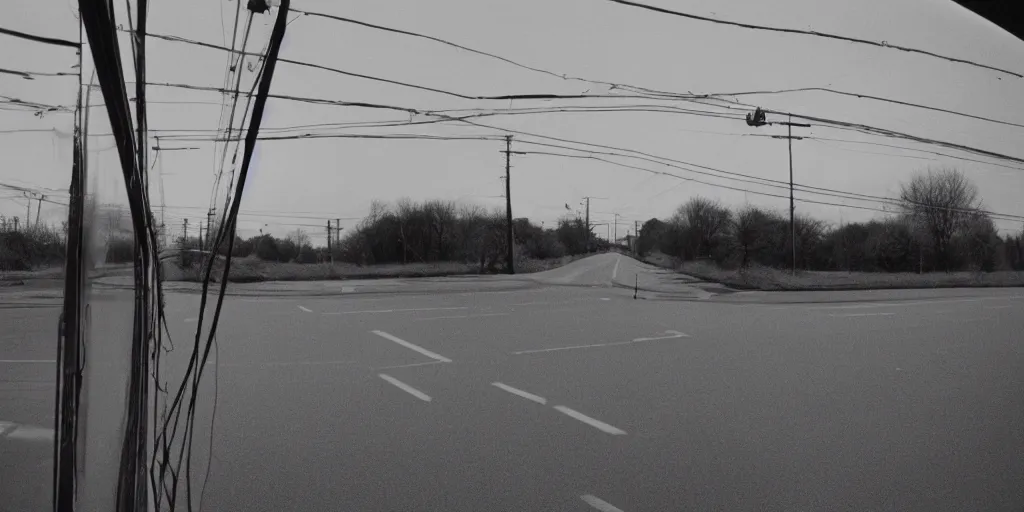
<box><xmin>3</xmin><ymin>253</ymin><xmax>1024</xmax><ymax>511</ymax></box>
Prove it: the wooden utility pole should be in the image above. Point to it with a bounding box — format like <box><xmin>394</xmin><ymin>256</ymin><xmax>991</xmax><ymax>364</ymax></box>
<box><xmin>24</xmin><ymin>192</ymin><xmax>31</xmax><ymax>228</ymax></box>
<box><xmin>746</xmin><ymin>108</ymin><xmax>808</xmax><ymax>275</ymax></box>
<box><xmin>788</xmin><ymin>116</ymin><xmax>795</xmax><ymax>275</ymax></box>
<box><xmin>327</xmin><ymin>219</ymin><xmax>332</xmax><ymax>262</ymax></box>
<box><xmin>505</xmin><ymin>135</ymin><xmax>514</xmax><ymax>273</ymax></box>
<box><xmin>500</xmin><ymin>135</ymin><xmax>524</xmax><ymax>274</ymax></box>
<box><xmin>183</xmin><ymin>219</ymin><xmax>188</xmax><ymax>242</ymax></box>
<box><xmin>635</xmin><ymin>220</ymin><xmax>641</xmax><ymax>254</ymax></box>
<box><xmin>581</xmin><ymin>197</ymin><xmax>606</xmax><ymax>251</ymax></box>
<box><xmin>206</xmin><ymin>207</ymin><xmax>215</xmax><ymax>250</ymax></box>
<box><xmin>35</xmin><ymin>195</ymin><xmax>44</xmax><ymax>228</ymax></box>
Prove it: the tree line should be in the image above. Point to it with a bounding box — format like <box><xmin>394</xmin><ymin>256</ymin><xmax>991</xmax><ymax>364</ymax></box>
<box><xmin>177</xmin><ymin>198</ymin><xmax>609</xmax><ymax>270</ymax></box>
<box><xmin>635</xmin><ymin>168</ymin><xmax>1024</xmax><ymax>273</ymax></box>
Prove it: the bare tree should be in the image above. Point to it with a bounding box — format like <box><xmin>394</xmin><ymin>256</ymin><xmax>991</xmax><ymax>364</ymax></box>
<box><xmin>899</xmin><ymin>167</ymin><xmax>980</xmax><ymax>271</ymax></box>
<box><xmin>671</xmin><ymin>197</ymin><xmax>732</xmax><ymax>258</ymax></box>
<box><xmin>288</xmin><ymin>228</ymin><xmax>311</xmax><ymax>249</ymax></box>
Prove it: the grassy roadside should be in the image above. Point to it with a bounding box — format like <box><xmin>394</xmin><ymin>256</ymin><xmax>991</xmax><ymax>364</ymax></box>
<box><xmin>164</xmin><ymin>254</ymin><xmax>590</xmax><ymax>283</ymax></box>
<box><xmin>643</xmin><ymin>252</ymin><xmax>1024</xmax><ymax>291</ymax></box>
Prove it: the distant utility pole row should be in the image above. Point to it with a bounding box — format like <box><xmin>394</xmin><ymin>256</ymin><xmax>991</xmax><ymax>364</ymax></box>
<box><xmin>327</xmin><ymin>218</ymin><xmax>342</xmax><ymax>264</ymax></box>
<box><xmin>19</xmin><ymin>192</ymin><xmax>47</xmax><ymax>228</ymax></box>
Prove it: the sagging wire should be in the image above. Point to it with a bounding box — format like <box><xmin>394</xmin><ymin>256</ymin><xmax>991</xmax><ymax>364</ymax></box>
<box><xmin>75</xmin><ymin>0</ymin><xmax>164</xmax><ymax>510</ymax></box>
<box><xmin>208</xmin><ymin>10</ymin><xmax>255</xmax><ymax>226</ymax></box>
<box><xmin>152</xmin><ymin>2</ymin><xmax>291</xmax><ymax>510</ymax></box>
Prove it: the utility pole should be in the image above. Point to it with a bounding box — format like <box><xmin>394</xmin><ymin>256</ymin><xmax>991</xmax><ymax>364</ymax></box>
<box><xmin>183</xmin><ymin>218</ymin><xmax>188</xmax><ymax>243</ymax></box>
<box><xmin>198</xmin><ymin>223</ymin><xmax>204</xmax><ymax>252</ymax></box>
<box><xmin>206</xmin><ymin>207</ymin><xmax>215</xmax><ymax>251</ymax></box>
<box><xmin>504</xmin><ymin>135</ymin><xmax>514</xmax><ymax>274</ymax></box>
<box><xmin>635</xmin><ymin>220</ymin><xmax>641</xmax><ymax>254</ymax></box>
<box><xmin>327</xmin><ymin>219</ymin><xmax>332</xmax><ymax>262</ymax></box>
<box><xmin>36</xmin><ymin>195</ymin><xmax>44</xmax><ymax>228</ymax></box>
<box><xmin>24</xmin><ymin>192</ymin><xmax>31</xmax><ymax>228</ymax></box>
<box><xmin>746</xmin><ymin>108</ymin><xmax>809</xmax><ymax>275</ymax></box>
<box><xmin>580</xmin><ymin>197</ymin><xmax>606</xmax><ymax>251</ymax></box>
<box><xmin>788</xmin><ymin>116</ymin><xmax>795</xmax><ymax>275</ymax></box>
<box><xmin>500</xmin><ymin>135</ymin><xmax>524</xmax><ymax>274</ymax></box>
<box><xmin>613</xmin><ymin>213</ymin><xmax>620</xmax><ymax>244</ymax></box>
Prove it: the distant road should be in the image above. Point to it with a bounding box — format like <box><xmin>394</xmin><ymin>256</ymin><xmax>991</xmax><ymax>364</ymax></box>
<box><xmin>2</xmin><ymin>253</ymin><xmax>1023</xmax><ymax>511</ymax></box>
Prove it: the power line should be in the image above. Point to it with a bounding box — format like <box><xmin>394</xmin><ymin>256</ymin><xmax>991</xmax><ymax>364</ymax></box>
<box><xmin>0</xmin><ymin>26</ymin><xmax>80</xmax><ymax>49</ymax></box>
<box><xmin>293</xmin><ymin>7</ymin><xmax>1024</xmax><ymax>132</ymax></box>
<box><xmin>704</xmin><ymin>87</ymin><xmax>1024</xmax><ymax>130</ymax></box>
<box><xmin>136</xmin><ymin>30</ymin><xmax>670</xmax><ymax>102</ymax></box>
<box><xmin>602</xmin><ymin>0</ymin><xmax>1022</xmax><ymax>79</ymax></box>
<box><xmin>0</xmin><ymin>67</ymin><xmax>76</xmax><ymax>79</ymax></box>
<box><xmin>776</xmin><ymin>108</ymin><xmax>1024</xmax><ymax>165</ymax></box>
<box><xmin>520</xmin><ymin>150</ymin><xmax>1024</xmax><ymax>222</ymax></box>
<box><xmin>139</xmin><ymin>76</ymin><xmax>1024</xmax><ymax>168</ymax></box>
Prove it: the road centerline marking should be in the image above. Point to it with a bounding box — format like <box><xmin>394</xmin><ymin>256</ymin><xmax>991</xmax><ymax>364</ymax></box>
<box><xmin>378</xmin><ymin>374</ymin><xmax>431</xmax><ymax>402</ymax></box>
<box><xmin>371</xmin><ymin>330</ymin><xmax>453</xmax><ymax>363</ymax></box>
<box><xmin>297</xmin><ymin>305</ymin><xmax>312</xmax><ymax>313</ymax></box>
<box><xmin>491</xmin><ymin>382</ymin><xmax>547</xmax><ymax>405</ymax></box>
<box><xmin>375</xmin><ymin>361</ymin><xmax>445</xmax><ymax>370</ymax></box>
<box><xmin>828</xmin><ymin>312</ymin><xmax>896</xmax><ymax>317</ymax></box>
<box><xmin>555</xmin><ymin>406</ymin><xmax>626</xmax><ymax>435</ymax></box>
<box><xmin>582</xmin><ymin>494</ymin><xmax>625</xmax><ymax>512</ymax></box>
<box><xmin>416</xmin><ymin>313</ymin><xmax>510</xmax><ymax>321</ymax></box>
<box><xmin>0</xmin><ymin>360</ymin><xmax>55</xmax><ymax>364</ymax></box>
<box><xmin>512</xmin><ymin>330</ymin><xmax>689</xmax><ymax>355</ymax></box>
<box><xmin>612</xmin><ymin>256</ymin><xmax>621</xmax><ymax>280</ymax></box>
<box><xmin>325</xmin><ymin>306</ymin><xmax>468</xmax><ymax>315</ymax></box>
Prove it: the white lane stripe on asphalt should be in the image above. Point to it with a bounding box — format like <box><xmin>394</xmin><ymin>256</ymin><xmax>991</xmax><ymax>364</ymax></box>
<box><xmin>416</xmin><ymin>313</ymin><xmax>510</xmax><ymax>321</ymax></box>
<box><xmin>554</xmin><ymin>406</ymin><xmax>626</xmax><ymax>435</ymax></box>
<box><xmin>612</xmin><ymin>256</ymin><xmax>621</xmax><ymax>280</ymax></box>
<box><xmin>184</xmin><ymin>317</ymin><xmax>197</xmax><ymax>323</ymax></box>
<box><xmin>491</xmin><ymin>382</ymin><xmax>547</xmax><ymax>405</ymax></box>
<box><xmin>0</xmin><ymin>360</ymin><xmax>55</xmax><ymax>364</ymax></box>
<box><xmin>375</xmin><ymin>361</ymin><xmax>445</xmax><ymax>370</ymax></box>
<box><xmin>512</xmin><ymin>330</ymin><xmax>689</xmax><ymax>355</ymax></box>
<box><xmin>582</xmin><ymin>494</ymin><xmax>625</xmax><ymax>512</ymax></box>
<box><xmin>828</xmin><ymin>312</ymin><xmax>896</xmax><ymax>318</ymax></box>
<box><xmin>371</xmin><ymin>330</ymin><xmax>453</xmax><ymax>363</ymax></box>
<box><xmin>325</xmin><ymin>306</ymin><xmax>468</xmax><ymax>315</ymax></box>
<box><xmin>298</xmin><ymin>305</ymin><xmax>313</xmax><ymax>313</ymax></box>
<box><xmin>217</xmin><ymin>360</ymin><xmax>355</xmax><ymax>368</ymax></box>
<box><xmin>378</xmin><ymin>374</ymin><xmax>431</xmax><ymax>402</ymax></box>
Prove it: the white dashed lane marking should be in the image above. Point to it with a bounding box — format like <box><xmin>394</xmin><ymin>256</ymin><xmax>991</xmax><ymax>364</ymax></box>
<box><xmin>371</xmin><ymin>330</ymin><xmax>452</xmax><ymax>363</ymax></box>
<box><xmin>378</xmin><ymin>374</ymin><xmax>432</xmax><ymax>402</ymax></box>
<box><xmin>582</xmin><ymin>494</ymin><xmax>626</xmax><ymax>511</ymax></box>
<box><xmin>491</xmin><ymin>382</ymin><xmax>547</xmax><ymax>405</ymax></box>
<box><xmin>512</xmin><ymin>330</ymin><xmax>688</xmax><ymax>355</ymax></box>
<box><xmin>554</xmin><ymin>406</ymin><xmax>626</xmax><ymax>435</ymax></box>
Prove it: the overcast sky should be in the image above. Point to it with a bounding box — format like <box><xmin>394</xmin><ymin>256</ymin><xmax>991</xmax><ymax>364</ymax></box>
<box><xmin>4</xmin><ymin>0</ymin><xmax>1024</xmax><ymax>242</ymax></box>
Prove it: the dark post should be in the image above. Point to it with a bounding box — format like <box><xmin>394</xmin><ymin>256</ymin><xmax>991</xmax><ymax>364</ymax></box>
<box><xmin>505</xmin><ymin>135</ymin><xmax>514</xmax><ymax>274</ymax></box>
<box><xmin>788</xmin><ymin>115</ymin><xmax>795</xmax><ymax>275</ymax></box>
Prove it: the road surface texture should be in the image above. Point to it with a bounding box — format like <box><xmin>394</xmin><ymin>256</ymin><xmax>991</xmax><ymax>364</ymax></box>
<box><xmin>2</xmin><ymin>253</ymin><xmax>1023</xmax><ymax>511</ymax></box>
